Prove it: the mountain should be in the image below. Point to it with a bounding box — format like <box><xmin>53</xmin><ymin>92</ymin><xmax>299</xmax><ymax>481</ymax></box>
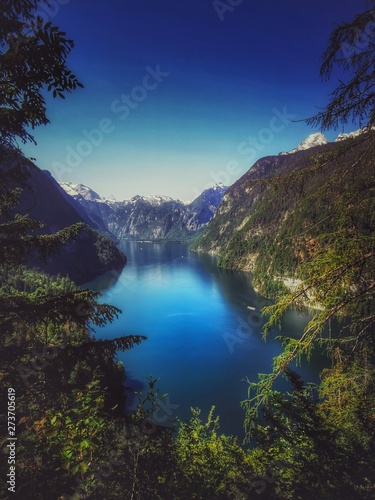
<box><xmin>58</xmin><ymin>181</ymin><xmax>114</xmax><ymax>234</ymax></box>
<box><xmin>58</xmin><ymin>182</ymin><xmax>228</xmax><ymax>242</ymax></box>
<box><xmin>279</xmin><ymin>132</ymin><xmax>328</xmax><ymax>155</ymax></box>
<box><xmin>334</xmin><ymin>127</ymin><xmax>370</xmax><ymax>142</ymax></box>
<box><xmin>191</xmin><ymin>131</ymin><xmax>374</xmax><ymax>297</ymax></box>
<box><xmin>279</xmin><ymin>128</ymin><xmax>370</xmax><ymax>153</ymax></box>
<box><xmin>1</xmin><ymin>150</ymin><xmax>126</xmax><ymax>284</ymax></box>
<box><xmin>58</xmin><ymin>182</ymin><xmax>102</xmax><ymax>201</ymax></box>
<box><xmin>107</xmin><ymin>195</ymin><xmax>186</xmax><ymax>240</ymax></box>
<box><xmin>185</xmin><ymin>182</ymin><xmax>228</xmax><ymax>229</ymax></box>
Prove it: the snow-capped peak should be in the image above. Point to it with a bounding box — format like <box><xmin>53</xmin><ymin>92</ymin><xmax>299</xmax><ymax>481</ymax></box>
<box><xmin>334</xmin><ymin>127</ymin><xmax>373</xmax><ymax>142</ymax></box>
<box><xmin>102</xmin><ymin>194</ymin><xmax>117</xmax><ymax>203</ymax></box>
<box><xmin>129</xmin><ymin>194</ymin><xmax>179</xmax><ymax>206</ymax></box>
<box><xmin>202</xmin><ymin>183</ymin><xmax>228</xmax><ymax>195</ymax></box>
<box><xmin>296</xmin><ymin>132</ymin><xmax>328</xmax><ymax>151</ymax></box>
<box><xmin>281</xmin><ymin>132</ymin><xmax>328</xmax><ymax>155</ymax></box>
<box><xmin>58</xmin><ymin>182</ymin><xmax>102</xmax><ymax>202</ymax></box>
<box><xmin>212</xmin><ymin>182</ymin><xmax>226</xmax><ymax>190</ymax></box>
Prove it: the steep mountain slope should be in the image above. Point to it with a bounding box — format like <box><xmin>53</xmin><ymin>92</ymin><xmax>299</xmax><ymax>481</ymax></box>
<box><xmin>191</xmin><ymin>132</ymin><xmax>375</xmax><ymax>296</ymax></box>
<box><xmin>1</xmin><ymin>152</ymin><xmax>126</xmax><ymax>284</ymax></box>
<box><xmin>59</xmin><ymin>182</ymin><xmax>227</xmax><ymax>242</ymax></box>
<box><xmin>58</xmin><ymin>181</ymin><xmax>114</xmax><ymax>234</ymax></box>
<box><xmin>107</xmin><ymin>195</ymin><xmax>186</xmax><ymax>240</ymax></box>
<box><xmin>184</xmin><ymin>182</ymin><xmax>227</xmax><ymax>229</ymax></box>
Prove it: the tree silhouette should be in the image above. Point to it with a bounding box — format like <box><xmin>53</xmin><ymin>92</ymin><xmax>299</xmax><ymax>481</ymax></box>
<box><xmin>0</xmin><ymin>0</ymin><xmax>83</xmax><ymax>147</ymax></box>
<box><xmin>307</xmin><ymin>1</ymin><xmax>375</xmax><ymax>131</ymax></box>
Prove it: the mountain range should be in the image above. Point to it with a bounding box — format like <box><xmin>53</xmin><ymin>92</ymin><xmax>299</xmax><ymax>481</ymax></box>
<box><xmin>58</xmin><ymin>182</ymin><xmax>228</xmax><ymax>242</ymax></box>
<box><xmin>5</xmin><ymin>126</ymin><xmax>371</xmax><ymax>289</ymax></box>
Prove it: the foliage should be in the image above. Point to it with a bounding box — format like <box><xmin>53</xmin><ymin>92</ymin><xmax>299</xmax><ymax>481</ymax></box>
<box><xmin>247</xmin><ymin>137</ymin><xmax>375</xmax><ymax>426</ymax></box>
<box><xmin>1</xmin><ymin>2</ymin><xmax>375</xmax><ymax>499</ymax></box>
<box><xmin>246</xmin><ymin>370</ymin><xmax>375</xmax><ymax>499</ymax></box>
<box><xmin>307</xmin><ymin>1</ymin><xmax>375</xmax><ymax>130</ymax></box>
<box><xmin>31</xmin><ymin>376</ymin><xmax>107</xmax><ymax>495</ymax></box>
<box><xmin>0</xmin><ymin>4</ymin><xmax>144</xmax><ymax>499</ymax></box>
<box><xmin>0</xmin><ymin>0</ymin><xmax>83</xmax><ymax>147</ymax></box>
<box><xmin>174</xmin><ymin>407</ymin><xmax>253</xmax><ymax>499</ymax></box>
<box><xmin>230</xmin><ymin>9</ymin><xmax>375</xmax><ymax>497</ymax></box>
<box><xmin>94</xmin><ymin>232</ymin><xmax>127</xmax><ymax>267</ymax></box>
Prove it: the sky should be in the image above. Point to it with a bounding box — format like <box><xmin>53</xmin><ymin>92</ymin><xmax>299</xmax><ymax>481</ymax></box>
<box><xmin>21</xmin><ymin>0</ymin><xmax>363</xmax><ymax>201</ymax></box>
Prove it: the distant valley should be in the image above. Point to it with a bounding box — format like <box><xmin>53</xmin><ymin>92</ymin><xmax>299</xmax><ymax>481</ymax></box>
<box><xmin>5</xmin><ymin>128</ymin><xmax>369</xmax><ymax>289</ymax></box>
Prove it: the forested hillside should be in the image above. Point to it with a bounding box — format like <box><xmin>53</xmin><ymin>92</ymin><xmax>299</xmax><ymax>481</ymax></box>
<box><xmin>192</xmin><ymin>133</ymin><xmax>375</xmax><ymax>297</ymax></box>
<box><xmin>0</xmin><ymin>150</ymin><xmax>126</xmax><ymax>284</ymax></box>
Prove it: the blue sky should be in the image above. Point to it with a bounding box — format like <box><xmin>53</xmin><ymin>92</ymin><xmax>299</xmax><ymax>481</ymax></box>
<box><xmin>22</xmin><ymin>0</ymin><xmax>362</xmax><ymax>201</ymax></box>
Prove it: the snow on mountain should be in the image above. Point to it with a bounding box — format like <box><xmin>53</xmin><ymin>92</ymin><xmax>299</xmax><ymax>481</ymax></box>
<box><xmin>102</xmin><ymin>194</ymin><xmax>117</xmax><ymax>202</ymax></box>
<box><xmin>184</xmin><ymin>183</ymin><xmax>228</xmax><ymax>231</ymax></box>
<box><xmin>294</xmin><ymin>132</ymin><xmax>328</xmax><ymax>151</ymax></box>
<box><xmin>212</xmin><ymin>182</ymin><xmax>225</xmax><ymax>191</ymax></box>
<box><xmin>334</xmin><ymin>127</ymin><xmax>372</xmax><ymax>142</ymax></box>
<box><xmin>130</xmin><ymin>194</ymin><xmax>182</xmax><ymax>206</ymax></box>
<box><xmin>280</xmin><ymin>132</ymin><xmax>328</xmax><ymax>155</ymax></box>
<box><xmin>279</xmin><ymin>128</ymin><xmax>374</xmax><ymax>156</ymax></box>
<box><xmin>184</xmin><ymin>183</ymin><xmax>227</xmax><ymax>204</ymax></box>
<box><xmin>59</xmin><ymin>182</ymin><xmax>102</xmax><ymax>202</ymax></box>
<box><xmin>58</xmin><ymin>182</ymin><xmax>227</xmax><ymax>241</ymax></box>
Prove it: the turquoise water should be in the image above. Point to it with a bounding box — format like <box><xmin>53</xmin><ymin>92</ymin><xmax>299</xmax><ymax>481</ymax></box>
<box><xmin>88</xmin><ymin>241</ymin><xmax>326</xmax><ymax>440</ymax></box>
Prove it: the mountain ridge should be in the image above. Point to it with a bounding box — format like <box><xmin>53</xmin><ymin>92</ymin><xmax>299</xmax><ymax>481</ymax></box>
<box><xmin>59</xmin><ymin>182</ymin><xmax>228</xmax><ymax>242</ymax></box>
<box><xmin>191</xmin><ymin>131</ymin><xmax>374</xmax><ymax>297</ymax></box>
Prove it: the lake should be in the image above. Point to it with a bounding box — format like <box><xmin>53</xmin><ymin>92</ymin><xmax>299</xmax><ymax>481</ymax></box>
<box><xmin>88</xmin><ymin>241</ymin><xmax>327</xmax><ymax>440</ymax></box>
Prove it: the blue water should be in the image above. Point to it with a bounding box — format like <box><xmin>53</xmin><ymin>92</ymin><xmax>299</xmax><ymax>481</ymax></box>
<box><xmin>87</xmin><ymin>241</ymin><xmax>327</xmax><ymax>440</ymax></box>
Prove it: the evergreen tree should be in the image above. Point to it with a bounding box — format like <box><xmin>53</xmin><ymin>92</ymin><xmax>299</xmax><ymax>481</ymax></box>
<box><xmin>307</xmin><ymin>0</ymin><xmax>375</xmax><ymax>131</ymax></box>
<box><xmin>0</xmin><ymin>0</ymin><xmax>83</xmax><ymax>147</ymax></box>
<box><xmin>242</xmin><ymin>8</ymin><xmax>375</xmax><ymax>497</ymax></box>
<box><xmin>0</xmin><ymin>3</ymin><xmax>146</xmax><ymax>497</ymax></box>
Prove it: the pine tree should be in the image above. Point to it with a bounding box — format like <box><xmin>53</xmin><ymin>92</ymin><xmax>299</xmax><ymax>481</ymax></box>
<box><xmin>0</xmin><ymin>3</ymin><xmax>146</xmax><ymax>496</ymax></box>
<box><xmin>307</xmin><ymin>1</ymin><xmax>375</xmax><ymax>131</ymax></box>
<box><xmin>242</xmin><ymin>9</ymin><xmax>375</xmax><ymax>494</ymax></box>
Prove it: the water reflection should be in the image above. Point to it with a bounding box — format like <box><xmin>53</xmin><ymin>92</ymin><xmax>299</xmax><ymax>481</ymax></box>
<box><xmin>88</xmin><ymin>241</ymin><xmax>327</xmax><ymax>439</ymax></box>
